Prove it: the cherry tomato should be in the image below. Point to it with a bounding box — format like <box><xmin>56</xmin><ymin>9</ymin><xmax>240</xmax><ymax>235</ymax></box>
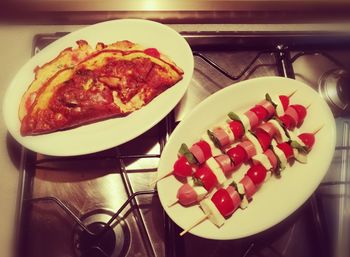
<box><xmin>255</xmin><ymin>129</ymin><xmax>272</xmax><ymax>151</ymax></box>
<box><xmin>279</xmin><ymin>115</ymin><xmax>296</xmax><ymax>130</ymax></box>
<box><xmin>279</xmin><ymin>95</ymin><xmax>289</xmax><ymax>111</ymax></box>
<box><xmin>194</xmin><ymin>140</ymin><xmax>212</xmax><ymax>160</ymax></box>
<box><xmin>173</xmin><ymin>156</ymin><xmax>193</xmax><ymax>178</ymax></box>
<box><xmin>277</xmin><ymin>142</ymin><xmax>294</xmax><ymax>159</ymax></box>
<box><xmin>144</xmin><ymin>48</ymin><xmax>160</xmax><ymax>58</ymax></box>
<box><xmin>211</xmin><ymin>188</ymin><xmax>235</xmax><ymax>217</ymax></box>
<box><xmin>193</xmin><ymin>166</ymin><xmax>218</xmax><ymax>191</ymax></box>
<box><xmin>250</xmin><ymin>105</ymin><xmax>268</xmax><ymax>122</ymax></box>
<box><xmin>298</xmin><ymin>133</ymin><xmax>315</xmax><ymax>150</ymax></box>
<box><xmin>228</xmin><ymin>120</ymin><xmax>244</xmax><ymax>139</ymax></box>
<box><xmin>227</xmin><ymin>145</ymin><xmax>247</xmax><ymax>165</ymax></box>
<box><xmin>247</xmin><ymin>164</ymin><xmax>267</xmax><ymax>186</ymax></box>
<box><xmin>290</xmin><ymin>104</ymin><xmax>307</xmax><ymax>127</ymax></box>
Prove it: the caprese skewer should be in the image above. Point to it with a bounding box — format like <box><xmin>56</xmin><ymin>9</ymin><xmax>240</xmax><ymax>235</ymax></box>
<box><xmin>152</xmin><ymin>92</ymin><xmax>297</xmax><ymax>186</ymax></box>
<box><xmin>173</xmin><ymin>118</ymin><xmax>308</xmax><ymax>207</ymax></box>
<box><xmin>179</xmin><ymin>127</ymin><xmax>322</xmax><ymax>236</ymax></box>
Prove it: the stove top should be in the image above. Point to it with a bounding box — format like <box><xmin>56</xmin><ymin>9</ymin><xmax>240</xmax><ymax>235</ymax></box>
<box><xmin>14</xmin><ymin>31</ymin><xmax>350</xmax><ymax>257</ymax></box>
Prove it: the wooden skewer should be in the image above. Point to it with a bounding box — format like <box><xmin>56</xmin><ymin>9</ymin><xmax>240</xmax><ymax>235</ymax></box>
<box><xmin>179</xmin><ymin>214</ymin><xmax>209</xmax><ymax>236</ymax></box>
<box><xmin>313</xmin><ymin>125</ymin><xmax>324</xmax><ymax>135</ymax></box>
<box><xmin>167</xmin><ymin>199</ymin><xmax>179</xmax><ymax>208</ymax></box>
<box><xmin>149</xmin><ymin>171</ymin><xmax>172</xmax><ymax>186</ymax></box>
<box><xmin>288</xmin><ymin>90</ymin><xmax>297</xmax><ymax>98</ymax></box>
<box><xmin>306</xmin><ymin>103</ymin><xmax>312</xmax><ymax>110</ymax></box>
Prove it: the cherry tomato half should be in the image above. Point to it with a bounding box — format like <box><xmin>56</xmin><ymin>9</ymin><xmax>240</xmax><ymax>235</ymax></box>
<box><xmin>255</xmin><ymin>129</ymin><xmax>272</xmax><ymax>151</ymax></box>
<box><xmin>246</xmin><ymin>164</ymin><xmax>267</xmax><ymax>186</ymax></box>
<box><xmin>227</xmin><ymin>145</ymin><xmax>247</xmax><ymax>166</ymax></box>
<box><xmin>211</xmin><ymin>188</ymin><xmax>235</xmax><ymax>217</ymax></box>
<box><xmin>279</xmin><ymin>95</ymin><xmax>289</xmax><ymax>111</ymax></box>
<box><xmin>277</xmin><ymin>142</ymin><xmax>294</xmax><ymax>159</ymax></box>
<box><xmin>290</xmin><ymin>104</ymin><xmax>307</xmax><ymax>127</ymax></box>
<box><xmin>279</xmin><ymin>115</ymin><xmax>296</xmax><ymax>130</ymax></box>
<box><xmin>194</xmin><ymin>140</ymin><xmax>212</xmax><ymax>160</ymax></box>
<box><xmin>173</xmin><ymin>156</ymin><xmax>193</xmax><ymax>177</ymax></box>
<box><xmin>228</xmin><ymin>120</ymin><xmax>244</xmax><ymax>139</ymax></box>
<box><xmin>250</xmin><ymin>105</ymin><xmax>268</xmax><ymax>122</ymax></box>
<box><xmin>298</xmin><ymin>133</ymin><xmax>315</xmax><ymax>150</ymax></box>
<box><xmin>193</xmin><ymin>166</ymin><xmax>218</xmax><ymax>191</ymax></box>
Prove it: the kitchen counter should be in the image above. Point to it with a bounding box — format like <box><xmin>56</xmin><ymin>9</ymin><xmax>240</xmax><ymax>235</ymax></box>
<box><xmin>1</xmin><ymin>23</ymin><xmax>349</xmax><ymax>257</ymax></box>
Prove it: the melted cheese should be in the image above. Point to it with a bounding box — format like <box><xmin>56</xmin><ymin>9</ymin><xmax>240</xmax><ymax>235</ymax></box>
<box><xmin>112</xmin><ymin>91</ymin><xmax>145</xmax><ymax>113</ymax></box>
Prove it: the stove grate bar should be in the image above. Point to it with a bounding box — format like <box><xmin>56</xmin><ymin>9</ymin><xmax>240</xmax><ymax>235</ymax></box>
<box><xmin>194</xmin><ymin>50</ymin><xmax>272</xmax><ymax>80</ymax></box>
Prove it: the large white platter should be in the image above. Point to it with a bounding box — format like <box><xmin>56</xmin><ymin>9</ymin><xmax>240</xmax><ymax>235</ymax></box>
<box><xmin>3</xmin><ymin>19</ymin><xmax>193</xmax><ymax>156</ymax></box>
<box><xmin>157</xmin><ymin>76</ymin><xmax>336</xmax><ymax>240</ymax></box>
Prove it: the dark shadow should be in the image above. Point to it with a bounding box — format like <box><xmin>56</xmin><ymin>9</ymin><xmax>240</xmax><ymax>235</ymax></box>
<box><xmin>6</xmin><ymin>132</ymin><xmax>23</xmax><ymax>170</ymax></box>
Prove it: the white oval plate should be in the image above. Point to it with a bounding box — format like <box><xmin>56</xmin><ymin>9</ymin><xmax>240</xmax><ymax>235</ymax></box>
<box><xmin>3</xmin><ymin>19</ymin><xmax>193</xmax><ymax>156</ymax></box>
<box><xmin>157</xmin><ymin>76</ymin><xmax>336</xmax><ymax>240</ymax></box>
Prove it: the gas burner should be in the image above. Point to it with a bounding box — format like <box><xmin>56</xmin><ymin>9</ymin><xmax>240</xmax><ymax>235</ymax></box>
<box><xmin>73</xmin><ymin>210</ymin><xmax>130</xmax><ymax>257</ymax></box>
<box><xmin>319</xmin><ymin>69</ymin><xmax>350</xmax><ymax>114</ymax></box>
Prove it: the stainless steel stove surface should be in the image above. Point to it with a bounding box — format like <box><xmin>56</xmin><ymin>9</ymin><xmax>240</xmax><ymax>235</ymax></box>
<box><xmin>15</xmin><ymin>32</ymin><xmax>350</xmax><ymax>257</ymax></box>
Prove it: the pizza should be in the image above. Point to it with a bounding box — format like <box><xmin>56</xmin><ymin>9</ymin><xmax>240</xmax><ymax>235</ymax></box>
<box><xmin>19</xmin><ymin>40</ymin><xmax>184</xmax><ymax>136</ymax></box>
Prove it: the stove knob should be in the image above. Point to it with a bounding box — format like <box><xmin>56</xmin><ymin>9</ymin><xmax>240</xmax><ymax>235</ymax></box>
<box><xmin>319</xmin><ymin>69</ymin><xmax>349</xmax><ymax>112</ymax></box>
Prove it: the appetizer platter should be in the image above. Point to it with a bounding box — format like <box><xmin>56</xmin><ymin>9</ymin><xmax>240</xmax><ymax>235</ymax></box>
<box><xmin>157</xmin><ymin>76</ymin><xmax>336</xmax><ymax>240</ymax></box>
<box><xmin>3</xmin><ymin>19</ymin><xmax>193</xmax><ymax>156</ymax></box>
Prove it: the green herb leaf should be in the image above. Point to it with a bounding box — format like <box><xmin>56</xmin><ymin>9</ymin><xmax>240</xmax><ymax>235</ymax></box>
<box><xmin>228</xmin><ymin>112</ymin><xmax>240</xmax><ymax>121</ymax></box>
<box><xmin>228</xmin><ymin>112</ymin><xmax>246</xmax><ymax>132</ymax></box>
<box><xmin>178</xmin><ymin>143</ymin><xmax>198</xmax><ymax>164</ymax></box>
<box><xmin>290</xmin><ymin>141</ymin><xmax>309</xmax><ymax>154</ymax></box>
<box><xmin>271</xmin><ymin>145</ymin><xmax>284</xmax><ymax>177</ymax></box>
<box><xmin>207</xmin><ymin>130</ymin><xmax>223</xmax><ymax>150</ymax></box>
<box><xmin>265</xmin><ymin>93</ymin><xmax>277</xmax><ymax>108</ymax></box>
<box><xmin>193</xmin><ymin>176</ymin><xmax>203</xmax><ymax>187</ymax></box>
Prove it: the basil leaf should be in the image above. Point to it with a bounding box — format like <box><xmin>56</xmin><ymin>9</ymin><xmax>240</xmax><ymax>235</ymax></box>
<box><xmin>228</xmin><ymin>112</ymin><xmax>246</xmax><ymax>132</ymax></box>
<box><xmin>178</xmin><ymin>143</ymin><xmax>198</xmax><ymax>164</ymax></box>
<box><xmin>193</xmin><ymin>176</ymin><xmax>203</xmax><ymax>187</ymax></box>
<box><xmin>271</xmin><ymin>145</ymin><xmax>283</xmax><ymax>177</ymax></box>
<box><xmin>290</xmin><ymin>141</ymin><xmax>309</xmax><ymax>154</ymax></box>
<box><xmin>207</xmin><ymin>130</ymin><xmax>223</xmax><ymax>150</ymax></box>
<box><xmin>265</xmin><ymin>93</ymin><xmax>277</xmax><ymax>108</ymax></box>
<box><xmin>228</xmin><ymin>112</ymin><xmax>240</xmax><ymax>121</ymax></box>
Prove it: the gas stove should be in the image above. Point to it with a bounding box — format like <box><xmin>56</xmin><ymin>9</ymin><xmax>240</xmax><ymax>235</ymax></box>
<box><xmin>14</xmin><ymin>31</ymin><xmax>350</xmax><ymax>257</ymax></box>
